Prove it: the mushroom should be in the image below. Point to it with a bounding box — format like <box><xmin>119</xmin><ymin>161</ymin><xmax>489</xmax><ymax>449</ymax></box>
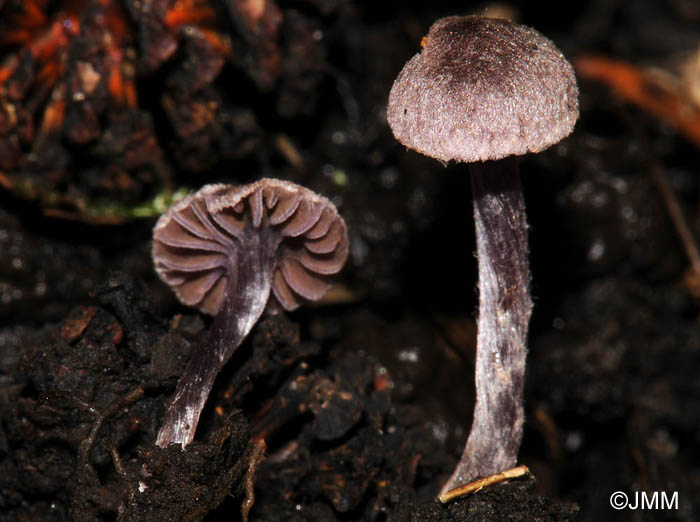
<box><xmin>152</xmin><ymin>178</ymin><xmax>349</xmax><ymax>449</ymax></box>
<box><xmin>386</xmin><ymin>15</ymin><xmax>578</xmax><ymax>499</ymax></box>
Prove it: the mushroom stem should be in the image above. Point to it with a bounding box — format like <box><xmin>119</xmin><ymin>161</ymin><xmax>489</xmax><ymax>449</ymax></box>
<box><xmin>156</xmin><ymin>236</ymin><xmax>276</xmax><ymax>449</ymax></box>
<box><xmin>440</xmin><ymin>157</ymin><xmax>532</xmax><ymax>496</ymax></box>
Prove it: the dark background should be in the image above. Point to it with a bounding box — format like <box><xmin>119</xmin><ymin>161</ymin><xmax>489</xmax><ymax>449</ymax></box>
<box><xmin>1</xmin><ymin>0</ymin><xmax>699</xmax><ymax>520</ymax></box>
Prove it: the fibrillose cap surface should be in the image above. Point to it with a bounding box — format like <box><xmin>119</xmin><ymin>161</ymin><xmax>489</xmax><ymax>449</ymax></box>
<box><xmin>387</xmin><ymin>16</ymin><xmax>579</xmax><ymax>163</ymax></box>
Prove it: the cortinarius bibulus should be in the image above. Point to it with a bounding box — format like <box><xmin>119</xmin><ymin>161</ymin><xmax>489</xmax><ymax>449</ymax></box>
<box><xmin>152</xmin><ymin>178</ymin><xmax>348</xmax><ymax>449</ymax></box>
<box><xmin>387</xmin><ymin>15</ymin><xmax>578</xmax><ymax>500</ymax></box>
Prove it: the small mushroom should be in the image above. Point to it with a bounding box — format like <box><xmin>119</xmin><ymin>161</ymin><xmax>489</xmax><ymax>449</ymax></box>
<box><xmin>152</xmin><ymin>178</ymin><xmax>348</xmax><ymax>449</ymax></box>
<box><xmin>387</xmin><ymin>16</ymin><xmax>578</xmax><ymax>499</ymax></box>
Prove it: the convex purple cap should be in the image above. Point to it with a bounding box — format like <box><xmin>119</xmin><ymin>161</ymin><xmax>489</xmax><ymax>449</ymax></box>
<box><xmin>387</xmin><ymin>16</ymin><xmax>579</xmax><ymax>163</ymax></box>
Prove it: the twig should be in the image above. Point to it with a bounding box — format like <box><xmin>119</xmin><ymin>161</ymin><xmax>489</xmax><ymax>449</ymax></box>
<box><xmin>648</xmin><ymin>164</ymin><xmax>700</xmax><ymax>283</ymax></box>
<box><xmin>241</xmin><ymin>438</ymin><xmax>267</xmax><ymax>522</ymax></box>
<box><xmin>438</xmin><ymin>465</ymin><xmax>530</xmax><ymax>503</ymax></box>
<box><xmin>77</xmin><ymin>386</ymin><xmax>145</xmax><ymax>467</ymax></box>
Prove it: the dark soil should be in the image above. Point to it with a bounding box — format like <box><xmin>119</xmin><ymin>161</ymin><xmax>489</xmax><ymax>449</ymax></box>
<box><xmin>1</xmin><ymin>1</ymin><xmax>700</xmax><ymax>521</ymax></box>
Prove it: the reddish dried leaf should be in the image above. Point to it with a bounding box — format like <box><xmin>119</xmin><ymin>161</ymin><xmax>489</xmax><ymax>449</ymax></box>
<box><xmin>576</xmin><ymin>55</ymin><xmax>700</xmax><ymax>148</ymax></box>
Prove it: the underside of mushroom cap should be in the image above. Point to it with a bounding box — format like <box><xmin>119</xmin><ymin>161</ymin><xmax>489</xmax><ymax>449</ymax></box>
<box><xmin>152</xmin><ymin>178</ymin><xmax>349</xmax><ymax>315</ymax></box>
<box><xmin>387</xmin><ymin>15</ymin><xmax>579</xmax><ymax>163</ymax></box>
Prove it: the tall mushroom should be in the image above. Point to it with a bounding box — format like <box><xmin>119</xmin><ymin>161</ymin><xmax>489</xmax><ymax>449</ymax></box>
<box><xmin>386</xmin><ymin>15</ymin><xmax>579</xmax><ymax>499</ymax></box>
<box><xmin>152</xmin><ymin>178</ymin><xmax>348</xmax><ymax>449</ymax></box>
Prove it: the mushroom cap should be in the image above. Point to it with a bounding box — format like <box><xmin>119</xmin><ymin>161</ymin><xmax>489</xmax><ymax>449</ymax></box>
<box><xmin>152</xmin><ymin>178</ymin><xmax>349</xmax><ymax>315</ymax></box>
<box><xmin>387</xmin><ymin>15</ymin><xmax>579</xmax><ymax>163</ymax></box>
